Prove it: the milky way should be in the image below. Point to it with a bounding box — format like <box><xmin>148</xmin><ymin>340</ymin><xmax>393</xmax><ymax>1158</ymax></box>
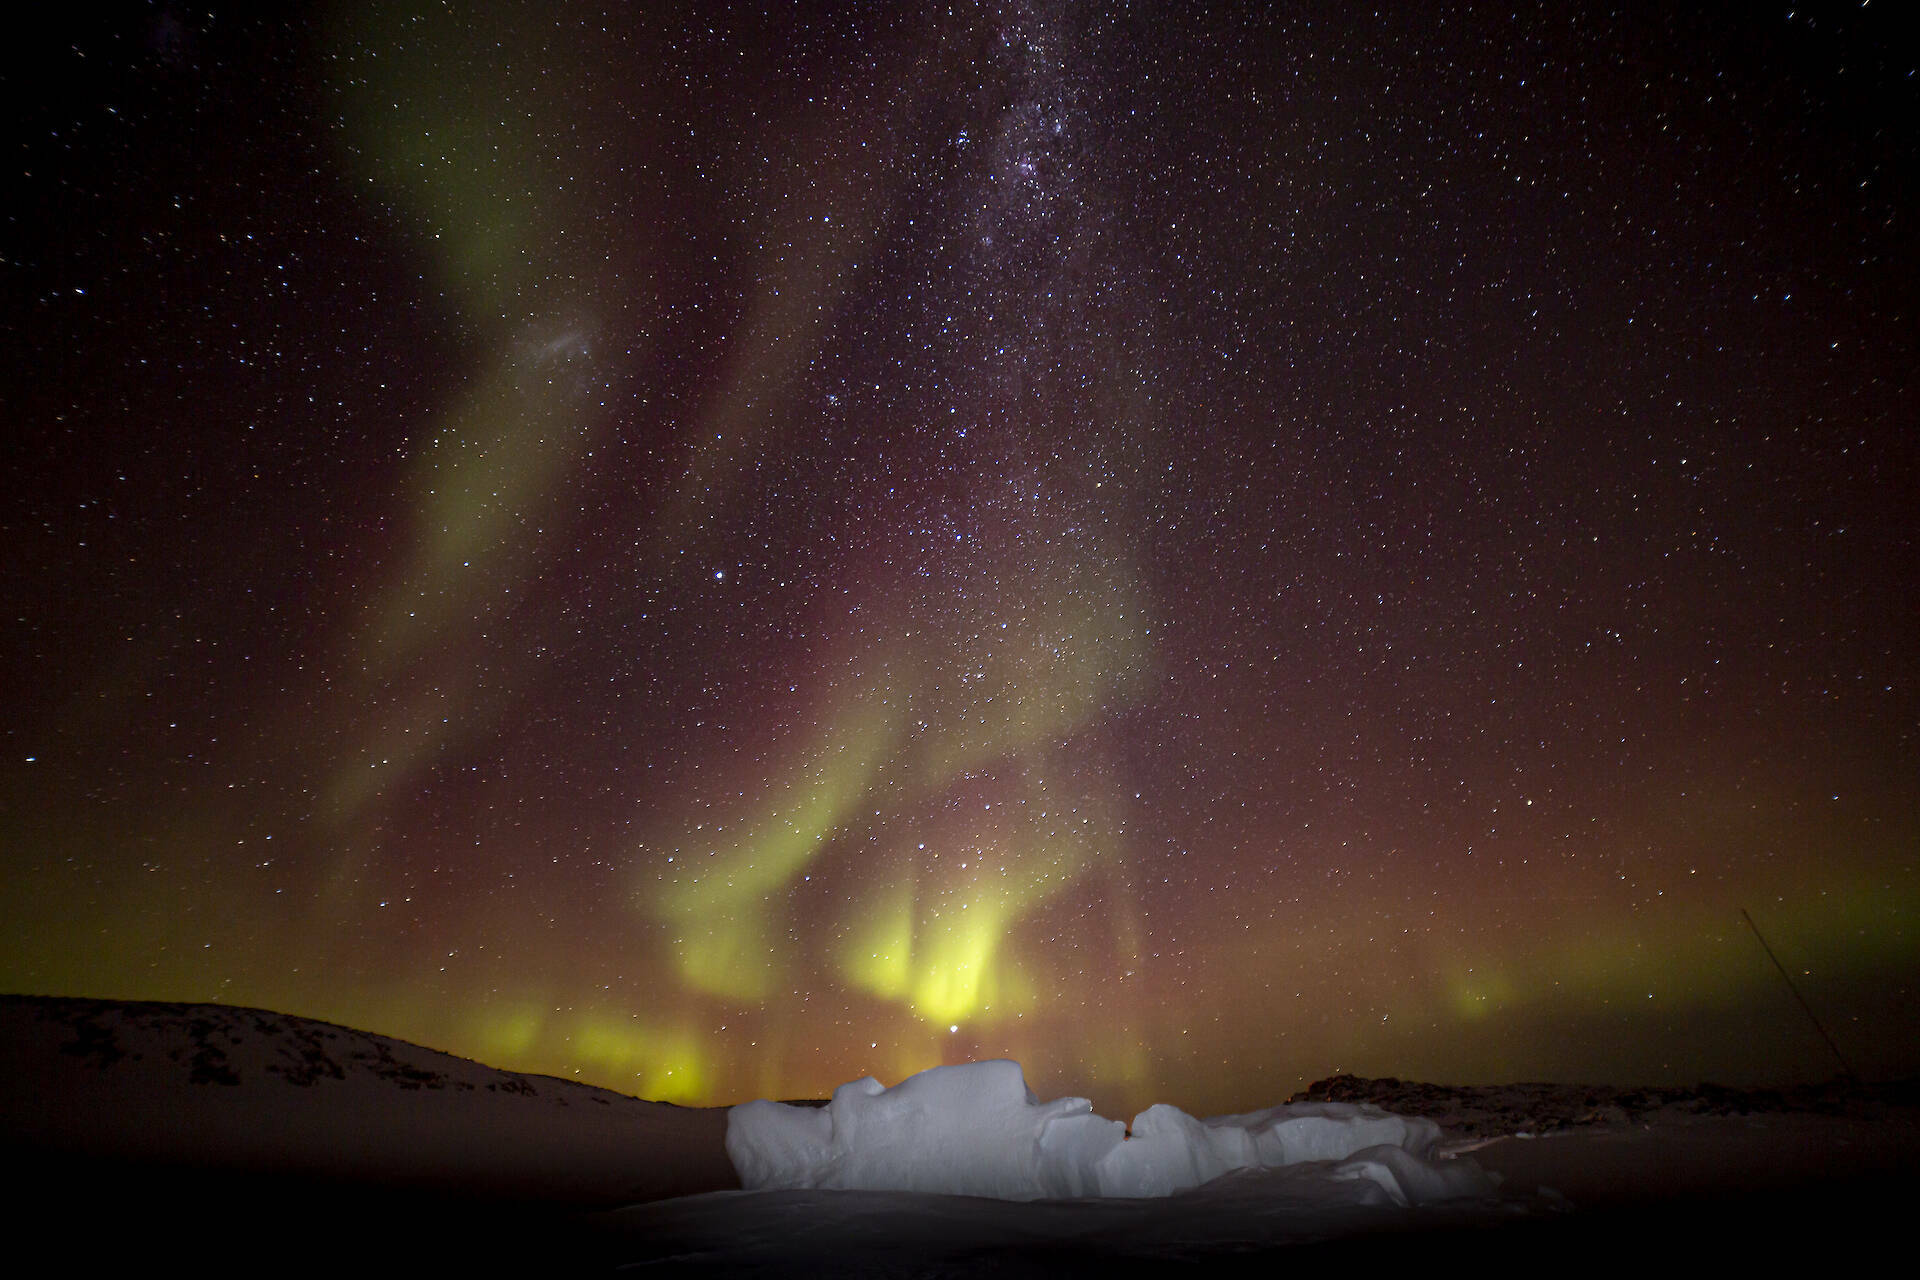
<box><xmin>3</xmin><ymin>1</ymin><xmax>1915</xmax><ymax>1114</ymax></box>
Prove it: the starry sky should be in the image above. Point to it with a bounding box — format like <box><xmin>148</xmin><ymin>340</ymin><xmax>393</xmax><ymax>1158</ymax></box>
<box><xmin>3</xmin><ymin>1</ymin><xmax>1916</xmax><ymax>1116</ymax></box>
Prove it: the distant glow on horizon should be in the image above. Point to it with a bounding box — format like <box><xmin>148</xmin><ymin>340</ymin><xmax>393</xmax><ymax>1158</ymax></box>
<box><xmin>1</xmin><ymin>1</ymin><xmax>1915</xmax><ymax>1117</ymax></box>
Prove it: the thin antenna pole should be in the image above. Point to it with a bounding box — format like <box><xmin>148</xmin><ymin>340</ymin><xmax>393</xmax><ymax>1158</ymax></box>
<box><xmin>1740</xmin><ymin>907</ymin><xmax>1856</xmax><ymax>1081</ymax></box>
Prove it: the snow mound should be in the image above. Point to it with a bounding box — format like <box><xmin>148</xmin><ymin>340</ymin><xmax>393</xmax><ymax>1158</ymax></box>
<box><xmin>726</xmin><ymin>1059</ymin><xmax>1494</xmax><ymax>1203</ymax></box>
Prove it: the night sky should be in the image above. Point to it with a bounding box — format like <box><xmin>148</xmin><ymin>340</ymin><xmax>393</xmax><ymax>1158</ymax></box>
<box><xmin>3</xmin><ymin>1</ymin><xmax>1916</xmax><ymax>1116</ymax></box>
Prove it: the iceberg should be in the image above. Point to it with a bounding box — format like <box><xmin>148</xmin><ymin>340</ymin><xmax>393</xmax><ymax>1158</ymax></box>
<box><xmin>726</xmin><ymin>1059</ymin><xmax>1494</xmax><ymax>1203</ymax></box>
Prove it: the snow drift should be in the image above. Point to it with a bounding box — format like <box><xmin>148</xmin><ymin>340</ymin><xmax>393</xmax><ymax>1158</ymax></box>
<box><xmin>726</xmin><ymin>1058</ymin><xmax>1495</xmax><ymax>1203</ymax></box>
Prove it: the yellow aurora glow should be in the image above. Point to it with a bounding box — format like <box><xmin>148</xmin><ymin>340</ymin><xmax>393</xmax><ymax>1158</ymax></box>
<box><xmin>647</xmin><ymin>501</ymin><xmax>1154</xmax><ymax>1028</ymax></box>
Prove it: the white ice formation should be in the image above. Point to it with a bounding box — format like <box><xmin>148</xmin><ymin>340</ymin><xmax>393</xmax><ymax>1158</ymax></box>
<box><xmin>725</xmin><ymin>1059</ymin><xmax>1494</xmax><ymax>1203</ymax></box>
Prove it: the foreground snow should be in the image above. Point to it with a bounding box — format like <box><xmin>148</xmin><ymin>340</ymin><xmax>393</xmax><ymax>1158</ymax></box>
<box><xmin>9</xmin><ymin>996</ymin><xmax>1912</xmax><ymax>1272</ymax></box>
<box><xmin>727</xmin><ymin>1059</ymin><xmax>1497</xmax><ymax>1203</ymax></box>
<box><xmin>610</xmin><ymin>1168</ymin><xmax>1530</xmax><ymax>1271</ymax></box>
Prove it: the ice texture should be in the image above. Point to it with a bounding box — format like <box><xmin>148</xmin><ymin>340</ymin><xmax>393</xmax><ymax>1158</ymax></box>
<box><xmin>726</xmin><ymin>1059</ymin><xmax>1494</xmax><ymax>1203</ymax></box>
<box><xmin>728</xmin><ymin>1059</ymin><xmax>1123</xmax><ymax>1199</ymax></box>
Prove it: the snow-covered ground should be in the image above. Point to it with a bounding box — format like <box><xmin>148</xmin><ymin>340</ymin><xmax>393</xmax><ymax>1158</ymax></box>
<box><xmin>4</xmin><ymin>995</ymin><xmax>1915</xmax><ymax>1274</ymax></box>
<box><xmin>0</xmin><ymin>993</ymin><xmax>735</xmax><ymax>1203</ymax></box>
